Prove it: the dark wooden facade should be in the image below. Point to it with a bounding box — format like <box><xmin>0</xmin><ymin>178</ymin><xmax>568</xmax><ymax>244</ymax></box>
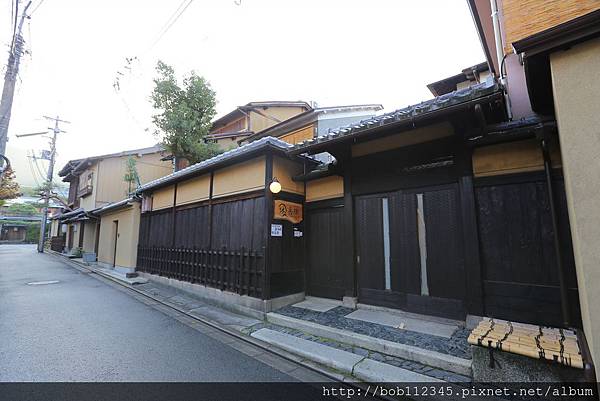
<box><xmin>474</xmin><ymin>172</ymin><xmax>580</xmax><ymax>327</ymax></box>
<box><xmin>136</xmin><ymin>150</ymin><xmax>310</xmax><ymax>301</ymax></box>
<box><xmin>298</xmin><ymin>114</ymin><xmax>580</xmax><ymax>328</ymax></box>
<box><xmin>137</xmin><ymin>194</ymin><xmax>267</xmax><ymax>299</ymax></box>
<box><xmin>133</xmin><ymin>108</ymin><xmax>580</xmax><ymax>329</ymax></box>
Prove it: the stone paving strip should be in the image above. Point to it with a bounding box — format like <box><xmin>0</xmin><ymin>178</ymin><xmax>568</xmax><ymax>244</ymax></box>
<box><xmin>345</xmin><ymin>309</ymin><xmax>458</xmax><ymax>339</ymax></box>
<box><xmin>245</xmin><ymin>323</ymin><xmax>470</xmax><ymax>382</ymax></box>
<box><xmin>275</xmin><ymin>305</ymin><xmax>471</xmax><ymax>359</ymax></box>
<box><xmin>251</xmin><ymin>328</ymin><xmax>443</xmax><ymax>383</ymax></box>
<box><xmin>292</xmin><ymin>297</ymin><xmax>341</xmax><ymax>313</ymax></box>
<box><xmin>267</xmin><ymin>312</ymin><xmax>472</xmax><ymax>378</ymax></box>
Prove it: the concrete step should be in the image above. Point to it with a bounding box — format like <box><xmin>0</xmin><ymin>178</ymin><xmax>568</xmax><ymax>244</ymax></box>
<box><xmin>267</xmin><ymin>312</ymin><xmax>472</xmax><ymax>377</ymax></box>
<box><xmin>96</xmin><ymin>268</ymin><xmax>148</xmax><ymax>285</ymax></box>
<box><xmin>251</xmin><ymin>328</ymin><xmax>442</xmax><ymax>383</ymax></box>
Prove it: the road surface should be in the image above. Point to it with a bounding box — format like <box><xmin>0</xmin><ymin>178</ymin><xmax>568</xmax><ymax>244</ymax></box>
<box><xmin>0</xmin><ymin>244</ymin><xmax>304</xmax><ymax>382</ymax></box>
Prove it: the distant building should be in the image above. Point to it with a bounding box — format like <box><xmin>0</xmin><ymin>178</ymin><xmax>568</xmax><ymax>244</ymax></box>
<box><xmin>51</xmin><ymin>145</ymin><xmax>173</xmax><ymax>256</ymax></box>
<box><xmin>0</xmin><ymin>223</ymin><xmax>27</xmax><ymax>242</ymax></box>
<box><xmin>240</xmin><ymin>104</ymin><xmax>383</xmax><ymax>163</ymax></box>
<box><xmin>207</xmin><ymin>101</ymin><xmax>312</xmax><ymax>150</ymax></box>
<box><xmin>426</xmin><ymin>62</ymin><xmax>491</xmax><ymax>96</ymax></box>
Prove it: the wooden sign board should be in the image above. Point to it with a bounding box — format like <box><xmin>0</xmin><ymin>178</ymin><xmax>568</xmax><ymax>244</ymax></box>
<box><xmin>274</xmin><ymin>200</ymin><xmax>303</xmax><ymax>224</ymax></box>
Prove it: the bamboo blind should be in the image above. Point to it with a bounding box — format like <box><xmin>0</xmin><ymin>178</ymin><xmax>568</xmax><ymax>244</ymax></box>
<box><xmin>502</xmin><ymin>0</ymin><xmax>600</xmax><ymax>53</ymax></box>
<box><xmin>468</xmin><ymin>318</ymin><xmax>583</xmax><ymax>369</ymax></box>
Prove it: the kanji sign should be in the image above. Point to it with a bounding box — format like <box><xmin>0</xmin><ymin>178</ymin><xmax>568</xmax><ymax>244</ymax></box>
<box><xmin>273</xmin><ymin>200</ymin><xmax>303</xmax><ymax>224</ymax></box>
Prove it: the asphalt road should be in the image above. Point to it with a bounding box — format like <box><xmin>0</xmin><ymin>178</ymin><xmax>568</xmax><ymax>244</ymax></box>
<box><xmin>0</xmin><ymin>244</ymin><xmax>297</xmax><ymax>382</ymax></box>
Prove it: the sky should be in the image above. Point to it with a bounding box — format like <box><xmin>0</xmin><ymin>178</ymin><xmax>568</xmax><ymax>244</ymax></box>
<box><xmin>1</xmin><ymin>0</ymin><xmax>484</xmax><ymax>188</ymax></box>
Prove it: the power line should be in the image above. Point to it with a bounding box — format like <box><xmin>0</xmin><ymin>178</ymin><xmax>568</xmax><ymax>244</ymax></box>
<box><xmin>147</xmin><ymin>0</ymin><xmax>194</xmax><ymax>53</ymax></box>
<box><xmin>30</xmin><ymin>0</ymin><xmax>46</xmax><ymax>16</ymax></box>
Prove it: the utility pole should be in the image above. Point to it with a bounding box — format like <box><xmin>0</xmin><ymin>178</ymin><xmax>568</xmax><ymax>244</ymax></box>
<box><xmin>0</xmin><ymin>1</ymin><xmax>32</xmax><ymax>168</ymax></box>
<box><xmin>17</xmin><ymin>115</ymin><xmax>69</xmax><ymax>252</ymax></box>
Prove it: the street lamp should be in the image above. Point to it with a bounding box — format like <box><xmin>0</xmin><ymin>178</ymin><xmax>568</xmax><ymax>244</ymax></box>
<box><xmin>269</xmin><ymin>178</ymin><xmax>281</xmax><ymax>194</ymax></box>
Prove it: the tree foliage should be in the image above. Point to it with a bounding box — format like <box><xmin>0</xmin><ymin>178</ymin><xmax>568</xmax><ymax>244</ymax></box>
<box><xmin>123</xmin><ymin>156</ymin><xmax>140</xmax><ymax>194</ymax></box>
<box><xmin>6</xmin><ymin>203</ymin><xmax>38</xmax><ymax>216</ymax></box>
<box><xmin>151</xmin><ymin>61</ymin><xmax>222</xmax><ymax>165</ymax></box>
<box><xmin>0</xmin><ymin>167</ymin><xmax>21</xmax><ymax>201</ymax></box>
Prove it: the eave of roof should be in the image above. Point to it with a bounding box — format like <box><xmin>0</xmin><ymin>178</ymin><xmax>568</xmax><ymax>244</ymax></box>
<box><xmin>206</xmin><ymin>131</ymin><xmax>254</xmax><ymax>140</ymax></box>
<box><xmin>426</xmin><ymin>62</ymin><xmax>488</xmax><ymax>96</ymax></box>
<box><xmin>136</xmin><ymin>136</ymin><xmax>316</xmax><ymax>193</ymax></box>
<box><xmin>210</xmin><ymin>101</ymin><xmax>312</xmax><ymax>130</ymax></box>
<box><xmin>59</xmin><ymin>145</ymin><xmax>164</xmax><ymax>179</ymax></box>
<box><xmin>289</xmin><ymin>80</ymin><xmax>503</xmax><ymax>155</ymax></box>
<box><xmin>90</xmin><ymin>197</ymin><xmax>137</xmax><ymax>216</ymax></box>
<box><xmin>466</xmin><ymin>0</ymin><xmax>497</xmax><ymax>76</ymax></box>
<box><xmin>512</xmin><ymin>8</ymin><xmax>600</xmax><ymax>57</ymax></box>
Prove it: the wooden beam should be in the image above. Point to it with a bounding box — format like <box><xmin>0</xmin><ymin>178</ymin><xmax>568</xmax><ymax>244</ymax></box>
<box><xmin>341</xmin><ymin>146</ymin><xmax>357</xmax><ymax>298</ymax></box>
<box><xmin>207</xmin><ymin>171</ymin><xmax>214</xmax><ymax>249</ymax></box>
<box><xmin>171</xmin><ymin>183</ymin><xmax>178</xmax><ymax>247</ymax></box>
<box><xmin>263</xmin><ymin>152</ymin><xmax>274</xmax><ymax>300</ymax></box>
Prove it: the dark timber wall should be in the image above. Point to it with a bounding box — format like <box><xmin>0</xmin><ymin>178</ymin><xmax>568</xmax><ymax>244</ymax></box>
<box><xmin>474</xmin><ymin>172</ymin><xmax>581</xmax><ymax>327</ymax></box>
<box><xmin>137</xmin><ymin>196</ymin><xmax>266</xmax><ymax>299</ymax></box>
<box><xmin>305</xmin><ymin>198</ymin><xmax>350</xmax><ymax>299</ymax></box>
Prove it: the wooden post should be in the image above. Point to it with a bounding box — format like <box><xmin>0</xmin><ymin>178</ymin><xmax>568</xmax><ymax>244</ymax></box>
<box><xmin>541</xmin><ymin>135</ymin><xmax>570</xmax><ymax>327</ymax></box>
<box><xmin>207</xmin><ymin>171</ymin><xmax>214</xmax><ymax>250</ymax></box>
<box><xmin>459</xmin><ymin>174</ymin><xmax>484</xmax><ymax>316</ymax></box>
<box><xmin>171</xmin><ymin>183</ymin><xmax>178</xmax><ymax>247</ymax></box>
<box><xmin>340</xmin><ymin>146</ymin><xmax>357</xmax><ymax>298</ymax></box>
<box><xmin>263</xmin><ymin>152</ymin><xmax>274</xmax><ymax>300</ymax></box>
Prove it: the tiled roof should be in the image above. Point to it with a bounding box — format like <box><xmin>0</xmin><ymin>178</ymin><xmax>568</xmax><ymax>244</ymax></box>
<box><xmin>136</xmin><ymin>136</ymin><xmax>294</xmax><ymax>193</ymax></box>
<box><xmin>290</xmin><ymin>81</ymin><xmax>501</xmax><ymax>153</ymax></box>
<box><xmin>59</xmin><ymin>145</ymin><xmax>165</xmax><ymax>178</ymax></box>
<box><xmin>90</xmin><ymin>198</ymin><xmax>136</xmax><ymax>216</ymax></box>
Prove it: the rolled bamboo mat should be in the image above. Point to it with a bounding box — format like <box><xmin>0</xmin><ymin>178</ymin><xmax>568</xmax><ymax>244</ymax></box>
<box><xmin>468</xmin><ymin>318</ymin><xmax>583</xmax><ymax>369</ymax></box>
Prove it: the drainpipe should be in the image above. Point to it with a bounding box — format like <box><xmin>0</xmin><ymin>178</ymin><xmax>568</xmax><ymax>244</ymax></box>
<box><xmin>541</xmin><ymin>136</ymin><xmax>570</xmax><ymax>327</ymax></box>
<box><xmin>490</xmin><ymin>0</ymin><xmax>513</xmax><ymax>120</ymax></box>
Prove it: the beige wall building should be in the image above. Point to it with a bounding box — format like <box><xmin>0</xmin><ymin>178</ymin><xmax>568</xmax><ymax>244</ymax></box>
<box><xmin>53</xmin><ymin>145</ymin><xmax>172</xmax><ymax>256</ymax></box>
<box><xmin>95</xmin><ymin>200</ymin><xmax>141</xmax><ymax>271</ymax></box>
<box><xmin>549</xmin><ymin>37</ymin><xmax>600</xmax><ymax>378</ymax></box>
<box><xmin>207</xmin><ymin>101</ymin><xmax>311</xmax><ymax>150</ymax></box>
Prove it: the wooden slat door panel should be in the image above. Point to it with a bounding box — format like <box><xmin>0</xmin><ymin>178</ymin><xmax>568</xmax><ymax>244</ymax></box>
<box><xmin>306</xmin><ymin>206</ymin><xmax>348</xmax><ymax>299</ymax></box>
<box><xmin>423</xmin><ymin>186</ymin><xmax>466</xmax><ymax>300</ymax></box>
<box><xmin>475</xmin><ymin>176</ymin><xmax>580</xmax><ymax>327</ymax></box>
<box><xmin>355</xmin><ymin>196</ymin><xmax>385</xmax><ymax>291</ymax></box>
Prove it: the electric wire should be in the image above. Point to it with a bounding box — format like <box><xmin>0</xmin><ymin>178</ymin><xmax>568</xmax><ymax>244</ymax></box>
<box><xmin>30</xmin><ymin>0</ymin><xmax>46</xmax><ymax>16</ymax></box>
<box><xmin>146</xmin><ymin>0</ymin><xmax>194</xmax><ymax>53</ymax></box>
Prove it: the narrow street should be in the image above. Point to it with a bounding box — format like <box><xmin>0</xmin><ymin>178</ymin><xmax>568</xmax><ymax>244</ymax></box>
<box><xmin>0</xmin><ymin>245</ymin><xmax>303</xmax><ymax>382</ymax></box>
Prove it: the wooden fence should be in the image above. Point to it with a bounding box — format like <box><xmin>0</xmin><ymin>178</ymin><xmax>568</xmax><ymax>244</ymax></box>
<box><xmin>50</xmin><ymin>236</ymin><xmax>65</xmax><ymax>252</ymax></box>
<box><xmin>136</xmin><ymin>246</ymin><xmax>264</xmax><ymax>298</ymax></box>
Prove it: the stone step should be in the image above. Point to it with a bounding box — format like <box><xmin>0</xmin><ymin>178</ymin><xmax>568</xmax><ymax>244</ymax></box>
<box><xmin>267</xmin><ymin>312</ymin><xmax>472</xmax><ymax>377</ymax></box>
<box><xmin>251</xmin><ymin>328</ymin><xmax>442</xmax><ymax>383</ymax></box>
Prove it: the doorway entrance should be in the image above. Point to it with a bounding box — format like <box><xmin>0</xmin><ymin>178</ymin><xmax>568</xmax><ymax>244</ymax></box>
<box><xmin>355</xmin><ymin>183</ymin><xmax>466</xmax><ymax>319</ymax></box>
<box><xmin>112</xmin><ymin>220</ymin><xmax>119</xmax><ymax>267</ymax></box>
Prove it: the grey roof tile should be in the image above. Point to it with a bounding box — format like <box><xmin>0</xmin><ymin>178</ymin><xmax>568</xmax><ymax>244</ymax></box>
<box><xmin>291</xmin><ymin>81</ymin><xmax>501</xmax><ymax>152</ymax></box>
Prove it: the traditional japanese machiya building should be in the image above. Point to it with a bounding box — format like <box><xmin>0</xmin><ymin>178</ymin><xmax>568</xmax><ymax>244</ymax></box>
<box><xmin>135</xmin><ymin>137</ymin><xmax>318</xmax><ymax>312</ymax></box>
<box><xmin>52</xmin><ymin>145</ymin><xmax>172</xmax><ymax>255</ymax></box>
<box><xmin>291</xmin><ymin>78</ymin><xmax>580</xmax><ymax>329</ymax></box>
<box><xmin>132</xmin><ymin>75</ymin><xmax>580</xmax><ymax>331</ymax></box>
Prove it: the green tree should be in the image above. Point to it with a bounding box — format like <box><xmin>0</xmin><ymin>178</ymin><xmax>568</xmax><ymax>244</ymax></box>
<box><xmin>151</xmin><ymin>60</ymin><xmax>222</xmax><ymax>165</ymax></box>
<box><xmin>0</xmin><ymin>167</ymin><xmax>21</xmax><ymax>201</ymax></box>
<box><xmin>123</xmin><ymin>156</ymin><xmax>140</xmax><ymax>194</ymax></box>
<box><xmin>7</xmin><ymin>203</ymin><xmax>38</xmax><ymax>216</ymax></box>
